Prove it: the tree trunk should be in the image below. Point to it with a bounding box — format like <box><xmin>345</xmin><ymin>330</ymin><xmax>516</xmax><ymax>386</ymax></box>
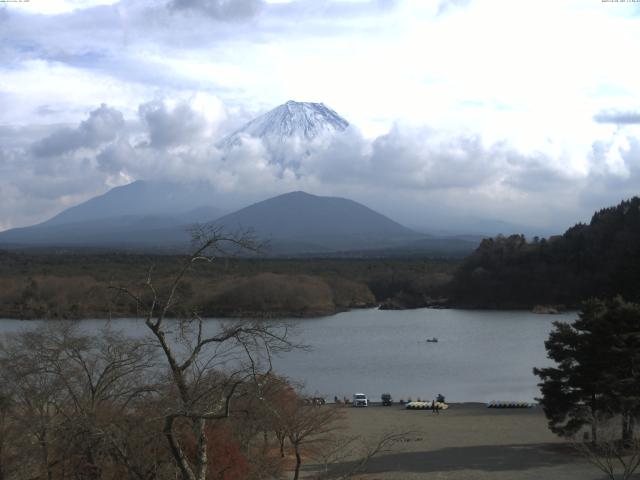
<box><xmin>84</xmin><ymin>446</ymin><xmax>102</xmax><ymax>480</ymax></box>
<box><xmin>622</xmin><ymin>413</ymin><xmax>634</xmax><ymax>447</ymax></box>
<box><xmin>164</xmin><ymin>416</ymin><xmax>196</xmax><ymax>480</ymax></box>
<box><xmin>39</xmin><ymin>433</ymin><xmax>53</xmax><ymax>480</ymax></box>
<box><xmin>591</xmin><ymin>402</ymin><xmax>598</xmax><ymax>444</ymax></box>
<box><xmin>293</xmin><ymin>444</ymin><xmax>302</xmax><ymax>480</ymax></box>
<box><xmin>275</xmin><ymin>432</ymin><xmax>286</xmax><ymax>458</ymax></box>
<box><xmin>0</xmin><ymin>437</ymin><xmax>4</xmax><ymax>480</ymax></box>
<box><xmin>194</xmin><ymin>418</ymin><xmax>208</xmax><ymax>480</ymax></box>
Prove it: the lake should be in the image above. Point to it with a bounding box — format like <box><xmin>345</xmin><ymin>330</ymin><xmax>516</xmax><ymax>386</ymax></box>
<box><xmin>0</xmin><ymin>308</ymin><xmax>574</xmax><ymax>403</ymax></box>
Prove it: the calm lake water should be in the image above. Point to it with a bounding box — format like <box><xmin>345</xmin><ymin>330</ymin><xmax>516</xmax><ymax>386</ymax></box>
<box><xmin>0</xmin><ymin>308</ymin><xmax>575</xmax><ymax>403</ymax></box>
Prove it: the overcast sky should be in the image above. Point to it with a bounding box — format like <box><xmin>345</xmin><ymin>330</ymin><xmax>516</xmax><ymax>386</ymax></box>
<box><xmin>1</xmin><ymin>0</ymin><xmax>640</xmax><ymax>234</ymax></box>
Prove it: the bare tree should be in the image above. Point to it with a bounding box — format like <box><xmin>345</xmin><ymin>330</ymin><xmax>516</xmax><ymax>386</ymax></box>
<box><xmin>0</xmin><ymin>328</ymin><xmax>68</xmax><ymax>480</ymax></box>
<box><xmin>111</xmin><ymin>225</ymin><xmax>295</xmax><ymax>480</ymax></box>
<box><xmin>573</xmin><ymin>417</ymin><xmax>640</xmax><ymax>480</ymax></box>
<box><xmin>0</xmin><ymin>323</ymin><xmax>162</xmax><ymax>480</ymax></box>
<box><xmin>280</xmin><ymin>397</ymin><xmax>344</xmax><ymax>480</ymax></box>
<box><xmin>0</xmin><ymin>226</ymin><xmax>297</xmax><ymax>480</ymax></box>
<box><xmin>0</xmin><ymin>391</ymin><xmax>18</xmax><ymax>480</ymax></box>
<box><xmin>244</xmin><ymin>374</ymin><xmax>298</xmax><ymax>459</ymax></box>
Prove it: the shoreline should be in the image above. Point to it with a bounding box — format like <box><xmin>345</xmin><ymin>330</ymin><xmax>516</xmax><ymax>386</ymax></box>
<box><xmin>0</xmin><ymin>304</ymin><xmax>579</xmax><ymax>322</ymax></box>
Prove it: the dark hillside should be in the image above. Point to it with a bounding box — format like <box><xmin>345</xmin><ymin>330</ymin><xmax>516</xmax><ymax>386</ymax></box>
<box><xmin>212</xmin><ymin>191</ymin><xmax>423</xmax><ymax>252</ymax></box>
<box><xmin>448</xmin><ymin>197</ymin><xmax>640</xmax><ymax>308</ymax></box>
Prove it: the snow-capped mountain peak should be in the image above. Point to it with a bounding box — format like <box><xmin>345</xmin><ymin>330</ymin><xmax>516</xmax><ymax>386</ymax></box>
<box><xmin>218</xmin><ymin>100</ymin><xmax>349</xmax><ymax>149</ymax></box>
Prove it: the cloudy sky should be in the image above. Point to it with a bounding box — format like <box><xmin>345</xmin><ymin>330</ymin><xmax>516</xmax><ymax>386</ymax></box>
<box><xmin>1</xmin><ymin>0</ymin><xmax>640</xmax><ymax>234</ymax></box>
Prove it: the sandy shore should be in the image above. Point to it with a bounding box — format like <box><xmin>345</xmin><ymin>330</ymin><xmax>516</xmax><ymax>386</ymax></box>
<box><xmin>301</xmin><ymin>403</ymin><xmax>612</xmax><ymax>480</ymax></box>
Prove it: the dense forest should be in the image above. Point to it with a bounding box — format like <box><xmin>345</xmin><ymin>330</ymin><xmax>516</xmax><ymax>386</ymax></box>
<box><xmin>0</xmin><ymin>253</ymin><xmax>456</xmax><ymax>319</ymax></box>
<box><xmin>448</xmin><ymin>197</ymin><xmax>640</xmax><ymax>308</ymax></box>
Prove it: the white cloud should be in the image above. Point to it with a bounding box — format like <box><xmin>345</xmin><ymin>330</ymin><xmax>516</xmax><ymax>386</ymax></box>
<box><xmin>7</xmin><ymin>0</ymin><xmax>120</xmax><ymax>15</ymax></box>
<box><xmin>0</xmin><ymin>97</ymin><xmax>636</xmax><ymax>234</ymax></box>
<box><xmin>2</xmin><ymin>0</ymin><xmax>640</xmax><ymax>233</ymax></box>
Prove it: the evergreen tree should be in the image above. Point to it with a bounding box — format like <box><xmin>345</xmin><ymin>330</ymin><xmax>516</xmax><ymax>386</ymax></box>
<box><xmin>534</xmin><ymin>297</ymin><xmax>640</xmax><ymax>443</ymax></box>
<box><xmin>450</xmin><ymin>196</ymin><xmax>640</xmax><ymax>308</ymax></box>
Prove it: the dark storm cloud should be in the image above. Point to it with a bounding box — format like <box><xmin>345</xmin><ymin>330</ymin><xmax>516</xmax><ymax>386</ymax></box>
<box><xmin>503</xmin><ymin>151</ymin><xmax>571</xmax><ymax>192</ymax></box>
<box><xmin>96</xmin><ymin>139</ymin><xmax>138</xmax><ymax>175</ymax></box>
<box><xmin>168</xmin><ymin>0</ymin><xmax>265</xmax><ymax>20</ymax></box>
<box><xmin>138</xmin><ymin>100</ymin><xmax>207</xmax><ymax>149</ymax></box>
<box><xmin>593</xmin><ymin>109</ymin><xmax>640</xmax><ymax>125</ymax></box>
<box><xmin>31</xmin><ymin>104</ymin><xmax>124</xmax><ymax>157</ymax></box>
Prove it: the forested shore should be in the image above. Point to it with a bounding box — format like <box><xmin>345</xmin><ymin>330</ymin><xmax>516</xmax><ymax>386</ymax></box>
<box><xmin>0</xmin><ymin>253</ymin><xmax>456</xmax><ymax>320</ymax></box>
<box><xmin>448</xmin><ymin>197</ymin><xmax>640</xmax><ymax>309</ymax></box>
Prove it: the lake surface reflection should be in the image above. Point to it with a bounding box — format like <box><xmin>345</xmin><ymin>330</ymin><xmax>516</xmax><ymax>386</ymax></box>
<box><xmin>0</xmin><ymin>308</ymin><xmax>575</xmax><ymax>403</ymax></box>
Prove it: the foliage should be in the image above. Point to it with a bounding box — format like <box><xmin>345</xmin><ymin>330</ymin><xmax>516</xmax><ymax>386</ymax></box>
<box><xmin>0</xmin><ymin>323</ymin><xmax>166</xmax><ymax>480</ymax></box>
<box><xmin>534</xmin><ymin>297</ymin><xmax>640</xmax><ymax>443</ymax></box>
<box><xmin>450</xmin><ymin>197</ymin><xmax>640</xmax><ymax>307</ymax></box>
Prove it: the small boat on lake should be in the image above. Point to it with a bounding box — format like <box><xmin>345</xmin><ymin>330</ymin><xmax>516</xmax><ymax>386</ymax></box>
<box><xmin>426</xmin><ymin>337</ymin><xmax>438</xmax><ymax>343</ymax></box>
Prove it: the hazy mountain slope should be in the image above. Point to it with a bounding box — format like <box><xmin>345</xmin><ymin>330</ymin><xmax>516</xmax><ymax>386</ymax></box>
<box><xmin>0</xmin><ymin>214</ymin><xmax>193</xmax><ymax>248</ymax></box>
<box><xmin>43</xmin><ymin>181</ymin><xmax>222</xmax><ymax>227</ymax></box>
<box><xmin>0</xmin><ymin>189</ymin><xmax>479</xmax><ymax>256</ymax></box>
<box><xmin>0</xmin><ymin>179</ymin><xmax>227</xmax><ymax>247</ymax></box>
<box><xmin>213</xmin><ymin>191</ymin><xmax>423</xmax><ymax>252</ymax></box>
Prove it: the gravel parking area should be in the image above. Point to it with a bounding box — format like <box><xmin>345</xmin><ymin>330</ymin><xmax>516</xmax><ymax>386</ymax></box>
<box><xmin>302</xmin><ymin>403</ymin><xmax>617</xmax><ymax>480</ymax></box>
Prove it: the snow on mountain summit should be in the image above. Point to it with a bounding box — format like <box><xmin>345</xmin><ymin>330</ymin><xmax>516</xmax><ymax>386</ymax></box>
<box><xmin>218</xmin><ymin>100</ymin><xmax>349</xmax><ymax>149</ymax></box>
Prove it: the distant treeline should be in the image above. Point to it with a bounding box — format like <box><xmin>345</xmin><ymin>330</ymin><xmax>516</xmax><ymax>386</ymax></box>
<box><xmin>448</xmin><ymin>197</ymin><xmax>640</xmax><ymax>308</ymax></box>
<box><xmin>0</xmin><ymin>253</ymin><xmax>457</xmax><ymax>319</ymax></box>
<box><xmin>7</xmin><ymin>197</ymin><xmax>638</xmax><ymax>317</ymax></box>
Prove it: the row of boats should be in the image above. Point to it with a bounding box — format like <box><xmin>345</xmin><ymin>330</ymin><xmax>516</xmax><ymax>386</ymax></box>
<box><xmin>487</xmin><ymin>400</ymin><xmax>535</xmax><ymax>408</ymax></box>
<box><xmin>405</xmin><ymin>401</ymin><xmax>449</xmax><ymax>410</ymax></box>
<box><xmin>407</xmin><ymin>400</ymin><xmax>535</xmax><ymax>409</ymax></box>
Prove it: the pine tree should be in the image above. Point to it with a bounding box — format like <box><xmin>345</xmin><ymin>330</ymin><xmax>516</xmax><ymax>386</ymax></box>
<box><xmin>534</xmin><ymin>297</ymin><xmax>640</xmax><ymax>443</ymax></box>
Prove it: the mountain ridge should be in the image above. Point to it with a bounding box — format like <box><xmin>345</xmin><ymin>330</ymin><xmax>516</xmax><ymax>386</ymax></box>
<box><xmin>0</xmin><ymin>189</ymin><xmax>479</xmax><ymax>256</ymax></box>
<box><xmin>211</xmin><ymin>190</ymin><xmax>423</xmax><ymax>253</ymax></box>
<box><xmin>41</xmin><ymin>180</ymin><xmax>223</xmax><ymax>227</ymax></box>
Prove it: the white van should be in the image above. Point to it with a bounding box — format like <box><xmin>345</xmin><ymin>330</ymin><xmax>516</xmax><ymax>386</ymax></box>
<box><xmin>353</xmin><ymin>393</ymin><xmax>368</xmax><ymax>407</ymax></box>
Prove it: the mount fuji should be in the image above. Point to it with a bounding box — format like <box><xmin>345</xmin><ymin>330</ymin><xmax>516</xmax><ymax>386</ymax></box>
<box><xmin>2</xmin><ymin>100</ymin><xmax>345</xmax><ymax>231</ymax></box>
<box><xmin>217</xmin><ymin>100</ymin><xmax>349</xmax><ymax>150</ymax></box>
<box><xmin>0</xmin><ymin>100</ymin><xmax>479</xmax><ymax>255</ymax></box>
